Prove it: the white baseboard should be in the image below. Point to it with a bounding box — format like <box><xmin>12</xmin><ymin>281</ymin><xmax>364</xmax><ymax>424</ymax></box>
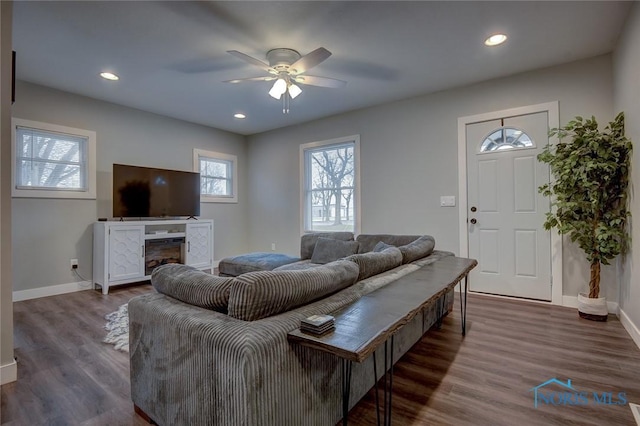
<box><xmin>619</xmin><ymin>308</ymin><xmax>640</xmax><ymax>350</ymax></box>
<box><xmin>13</xmin><ymin>264</ymin><xmax>221</xmax><ymax>301</ymax></box>
<box><xmin>13</xmin><ymin>280</ymin><xmax>92</xmax><ymax>302</ymax></box>
<box><xmin>562</xmin><ymin>295</ymin><xmax>619</xmax><ymax>314</ymax></box>
<box><xmin>1</xmin><ymin>358</ymin><xmax>17</xmax><ymax>385</ymax></box>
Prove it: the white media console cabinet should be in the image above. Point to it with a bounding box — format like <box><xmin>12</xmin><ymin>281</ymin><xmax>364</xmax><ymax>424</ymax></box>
<box><xmin>93</xmin><ymin>219</ymin><xmax>213</xmax><ymax>295</ymax></box>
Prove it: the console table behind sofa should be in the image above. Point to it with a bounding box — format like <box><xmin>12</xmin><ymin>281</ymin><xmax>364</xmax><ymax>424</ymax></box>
<box><xmin>288</xmin><ymin>256</ymin><xmax>477</xmax><ymax>425</ymax></box>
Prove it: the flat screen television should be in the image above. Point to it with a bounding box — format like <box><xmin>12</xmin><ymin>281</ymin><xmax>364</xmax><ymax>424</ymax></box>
<box><xmin>113</xmin><ymin>163</ymin><xmax>200</xmax><ymax>218</ymax></box>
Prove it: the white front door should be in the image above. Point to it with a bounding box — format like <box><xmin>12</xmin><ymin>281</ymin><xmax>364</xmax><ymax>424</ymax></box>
<box><xmin>466</xmin><ymin>111</ymin><xmax>551</xmax><ymax>300</ymax></box>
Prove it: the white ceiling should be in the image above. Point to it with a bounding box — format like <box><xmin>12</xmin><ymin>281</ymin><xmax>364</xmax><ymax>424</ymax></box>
<box><xmin>12</xmin><ymin>1</ymin><xmax>632</xmax><ymax>135</ymax></box>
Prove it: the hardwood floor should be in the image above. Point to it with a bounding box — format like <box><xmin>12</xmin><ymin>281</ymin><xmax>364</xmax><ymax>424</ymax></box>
<box><xmin>1</xmin><ymin>284</ymin><xmax>151</xmax><ymax>426</ymax></box>
<box><xmin>2</xmin><ymin>286</ymin><xmax>639</xmax><ymax>425</ymax></box>
<box><xmin>347</xmin><ymin>295</ymin><xmax>640</xmax><ymax>426</ymax></box>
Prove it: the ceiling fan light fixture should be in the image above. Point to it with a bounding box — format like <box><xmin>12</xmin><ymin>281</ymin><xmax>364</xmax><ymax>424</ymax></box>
<box><xmin>288</xmin><ymin>83</ymin><xmax>302</xmax><ymax>99</ymax></box>
<box><xmin>269</xmin><ymin>78</ymin><xmax>287</xmax><ymax>99</ymax></box>
<box><xmin>225</xmin><ymin>47</ymin><xmax>342</xmax><ymax>113</ymax></box>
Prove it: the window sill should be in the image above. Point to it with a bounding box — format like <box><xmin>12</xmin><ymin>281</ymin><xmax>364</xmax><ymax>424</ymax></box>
<box><xmin>12</xmin><ymin>188</ymin><xmax>96</xmax><ymax>200</ymax></box>
<box><xmin>201</xmin><ymin>196</ymin><xmax>238</xmax><ymax>204</ymax></box>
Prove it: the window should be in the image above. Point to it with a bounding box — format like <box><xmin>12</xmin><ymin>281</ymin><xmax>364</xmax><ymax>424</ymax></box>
<box><xmin>12</xmin><ymin>118</ymin><xmax>96</xmax><ymax>199</ymax></box>
<box><xmin>479</xmin><ymin>127</ymin><xmax>534</xmax><ymax>153</ymax></box>
<box><xmin>301</xmin><ymin>135</ymin><xmax>360</xmax><ymax>234</ymax></box>
<box><xmin>193</xmin><ymin>149</ymin><xmax>238</xmax><ymax>203</ymax></box>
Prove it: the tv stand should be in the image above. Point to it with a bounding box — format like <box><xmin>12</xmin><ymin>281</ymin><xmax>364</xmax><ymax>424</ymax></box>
<box><xmin>93</xmin><ymin>219</ymin><xmax>213</xmax><ymax>294</ymax></box>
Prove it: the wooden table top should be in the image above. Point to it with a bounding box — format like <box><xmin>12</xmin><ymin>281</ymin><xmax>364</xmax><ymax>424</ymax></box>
<box><xmin>287</xmin><ymin>256</ymin><xmax>477</xmax><ymax>363</ymax></box>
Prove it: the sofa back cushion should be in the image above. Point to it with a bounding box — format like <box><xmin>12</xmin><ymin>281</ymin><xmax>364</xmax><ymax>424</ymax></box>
<box><xmin>346</xmin><ymin>246</ymin><xmax>403</xmax><ymax>281</ymax></box>
<box><xmin>228</xmin><ymin>260</ymin><xmax>359</xmax><ymax>321</ymax></box>
<box><xmin>355</xmin><ymin>234</ymin><xmax>422</xmax><ymax>253</ymax></box>
<box><xmin>398</xmin><ymin>235</ymin><xmax>436</xmax><ymax>264</ymax></box>
<box><xmin>273</xmin><ymin>260</ymin><xmax>319</xmax><ymax>271</ymax></box>
<box><xmin>300</xmin><ymin>232</ymin><xmax>355</xmax><ymax>259</ymax></box>
<box><xmin>356</xmin><ymin>234</ymin><xmax>435</xmax><ymax>262</ymax></box>
<box><xmin>310</xmin><ymin>237</ymin><xmax>360</xmax><ymax>264</ymax></box>
<box><xmin>151</xmin><ymin>264</ymin><xmax>233</xmax><ymax>312</ymax></box>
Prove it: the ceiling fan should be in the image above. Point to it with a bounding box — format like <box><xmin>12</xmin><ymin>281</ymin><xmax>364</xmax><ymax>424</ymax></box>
<box><xmin>224</xmin><ymin>47</ymin><xmax>346</xmax><ymax>113</ymax></box>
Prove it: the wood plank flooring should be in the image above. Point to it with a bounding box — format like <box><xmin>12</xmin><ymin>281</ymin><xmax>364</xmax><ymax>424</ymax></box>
<box><xmin>2</xmin><ymin>285</ymin><xmax>640</xmax><ymax>425</ymax></box>
<box><xmin>347</xmin><ymin>295</ymin><xmax>640</xmax><ymax>426</ymax></box>
<box><xmin>1</xmin><ymin>284</ymin><xmax>151</xmax><ymax>426</ymax></box>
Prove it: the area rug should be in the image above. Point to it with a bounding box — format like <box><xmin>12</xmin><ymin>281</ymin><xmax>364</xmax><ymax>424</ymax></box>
<box><xmin>103</xmin><ymin>303</ymin><xmax>129</xmax><ymax>352</ymax></box>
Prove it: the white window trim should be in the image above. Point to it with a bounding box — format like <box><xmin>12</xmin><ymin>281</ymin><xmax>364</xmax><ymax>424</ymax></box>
<box><xmin>299</xmin><ymin>135</ymin><xmax>361</xmax><ymax>236</ymax></box>
<box><xmin>193</xmin><ymin>148</ymin><xmax>238</xmax><ymax>203</ymax></box>
<box><xmin>11</xmin><ymin>118</ymin><xmax>97</xmax><ymax>200</ymax></box>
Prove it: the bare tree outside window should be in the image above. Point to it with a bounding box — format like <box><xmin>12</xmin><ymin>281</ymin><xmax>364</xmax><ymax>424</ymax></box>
<box><xmin>304</xmin><ymin>140</ymin><xmax>357</xmax><ymax>232</ymax></box>
<box><xmin>200</xmin><ymin>158</ymin><xmax>231</xmax><ymax>196</ymax></box>
<box><xmin>341</xmin><ymin>172</ymin><xmax>354</xmax><ymax>221</ymax></box>
<box><xmin>16</xmin><ymin>128</ymin><xmax>86</xmax><ymax>189</ymax></box>
<box><xmin>193</xmin><ymin>149</ymin><xmax>238</xmax><ymax>203</ymax></box>
<box><xmin>12</xmin><ymin>119</ymin><xmax>96</xmax><ymax>200</ymax></box>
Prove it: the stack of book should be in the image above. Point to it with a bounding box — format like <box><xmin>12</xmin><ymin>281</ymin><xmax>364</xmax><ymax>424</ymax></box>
<box><xmin>300</xmin><ymin>314</ymin><xmax>335</xmax><ymax>336</ymax></box>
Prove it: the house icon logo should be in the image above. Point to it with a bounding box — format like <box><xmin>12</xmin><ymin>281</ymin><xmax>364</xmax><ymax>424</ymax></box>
<box><xmin>529</xmin><ymin>378</ymin><xmax>576</xmax><ymax>408</ymax></box>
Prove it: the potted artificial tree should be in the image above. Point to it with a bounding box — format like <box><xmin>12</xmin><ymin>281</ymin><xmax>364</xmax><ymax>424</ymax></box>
<box><xmin>538</xmin><ymin>112</ymin><xmax>632</xmax><ymax>321</ymax></box>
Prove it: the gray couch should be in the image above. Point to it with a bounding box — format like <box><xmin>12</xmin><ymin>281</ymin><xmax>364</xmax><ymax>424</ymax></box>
<box><xmin>129</xmin><ymin>233</ymin><xmax>453</xmax><ymax>425</ymax></box>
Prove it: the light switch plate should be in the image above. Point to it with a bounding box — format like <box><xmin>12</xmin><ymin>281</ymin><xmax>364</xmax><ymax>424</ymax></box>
<box><xmin>440</xmin><ymin>196</ymin><xmax>456</xmax><ymax>207</ymax></box>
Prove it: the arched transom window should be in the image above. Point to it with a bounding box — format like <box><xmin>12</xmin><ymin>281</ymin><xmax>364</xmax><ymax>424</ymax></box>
<box><xmin>479</xmin><ymin>127</ymin><xmax>535</xmax><ymax>153</ymax></box>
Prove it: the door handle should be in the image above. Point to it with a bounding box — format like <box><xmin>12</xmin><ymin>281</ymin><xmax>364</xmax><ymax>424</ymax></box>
<box><xmin>470</xmin><ymin>206</ymin><xmax>477</xmax><ymax>212</ymax></box>
<box><xmin>470</xmin><ymin>218</ymin><xmax>477</xmax><ymax>224</ymax></box>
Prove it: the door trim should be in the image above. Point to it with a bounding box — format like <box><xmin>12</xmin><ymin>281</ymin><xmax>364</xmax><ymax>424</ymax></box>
<box><xmin>457</xmin><ymin>101</ymin><xmax>562</xmax><ymax>305</ymax></box>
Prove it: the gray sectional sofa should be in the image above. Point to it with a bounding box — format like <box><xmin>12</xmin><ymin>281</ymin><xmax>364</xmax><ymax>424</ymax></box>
<box><xmin>129</xmin><ymin>233</ymin><xmax>454</xmax><ymax>425</ymax></box>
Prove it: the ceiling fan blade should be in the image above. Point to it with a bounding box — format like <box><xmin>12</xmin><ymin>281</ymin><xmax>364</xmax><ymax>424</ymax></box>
<box><xmin>227</xmin><ymin>50</ymin><xmax>273</xmax><ymax>73</ymax></box>
<box><xmin>295</xmin><ymin>75</ymin><xmax>347</xmax><ymax>89</ymax></box>
<box><xmin>289</xmin><ymin>47</ymin><xmax>332</xmax><ymax>74</ymax></box>
<box><xmin>223</xmin><ymin>76</ymin><xmax>276</xmax><ymax>84</ymax></box>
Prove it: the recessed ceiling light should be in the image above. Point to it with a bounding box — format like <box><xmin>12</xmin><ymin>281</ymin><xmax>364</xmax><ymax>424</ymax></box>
<box><xmin>100</xmin><ymin>72</ymin><xmax>119</xmax><ymax>81</ymax></box>
<box><xmin>234</xmin><ymin>113</ymin><xmax>246</xmax><ymax>119</ymax></box>
<box><xmin>484</xmin><ymin>34</ymin><xmax>507</xmax><ymax>47</ymax></box>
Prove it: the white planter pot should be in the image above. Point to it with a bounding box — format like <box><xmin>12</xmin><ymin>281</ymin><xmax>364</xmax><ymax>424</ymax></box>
<box><xmin>577</xmin><ymin>292</ymin><xmax>608</xmax><ymax>321</ymax></box>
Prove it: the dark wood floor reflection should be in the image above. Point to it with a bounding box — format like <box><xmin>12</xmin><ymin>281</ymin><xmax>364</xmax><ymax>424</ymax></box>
<box><xmin>344</xmin><ymin>294</ymin><xmax>640</xmax><ymax>426</ymax></box>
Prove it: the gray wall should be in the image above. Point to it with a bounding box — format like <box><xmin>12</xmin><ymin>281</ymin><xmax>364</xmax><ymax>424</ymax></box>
<box><xmin>247</xmin><ymin>55</ymin><xmax>616</xmax><ymax>300</ymax></box>
<box><xmin>1</xmin><ymin>0</ymin><xmax>14</xmax><ymax>379</ymax></box>
<box><xmin>614</xmin><ymin>3</ymin><xmax>640</xmax><ymax>333</ymax></box>
<box><xmin>11</xmin><ymin>81</ymin><xmax>249</xmax><ymax>292</ymax></box>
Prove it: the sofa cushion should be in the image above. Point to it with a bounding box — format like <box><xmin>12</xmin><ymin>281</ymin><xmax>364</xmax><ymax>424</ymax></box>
<box><xmin>218</xmin><ymin>252</ymin><xmax>301</xmax><ymax>277</ymax></box>
<box><xmin>310</xmin><ymin>237</ymin><xmax>360</xmax><ymax>264</ymax></box>
<box><xmin>300</xmin><ymin>232</ymin><xmax>355</xmax><ymax>260</ymax></box>
<box><xmin>227</xmin><ymin>260</ymin><xmax>359</xmax><ymax>321</ymax></box>
<box><xmin>356</xmin><ymin>234</ymin><xmax>425</xmax><ymax>253</ymax></box>
<box><xmin>273</xmin><ymin>260</ymin><xmax>321</xmax><ymax>271</ymax></box>
<box><xmin>373</xmin><ymin>241</ymin><xmax>394</xmax><ymax>252</ymax></box>
<box><xmin>151</xmin><ymin>264</ymin><xmax>233</xmax><ymax>312</ymax></box>
<box><xmin>398</xmin><ymin>235</ymin><xmax>436</xmax><ymax>264</ymax></box>
<box><xmin>346</xmin><ymin>246</ymin><xmax>403</xmax><ymax>281</ymax></box>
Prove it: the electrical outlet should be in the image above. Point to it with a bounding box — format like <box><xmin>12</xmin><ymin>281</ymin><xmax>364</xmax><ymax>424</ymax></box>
<box><xmin>271</xmin><ymin>243</ymin><xmax>276</xmax><ymax>251</ymax></box>
<box><xmin>70</xmin><ymin>259</ymin><xmax>79</xmax><ymax>269</ymax></box>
